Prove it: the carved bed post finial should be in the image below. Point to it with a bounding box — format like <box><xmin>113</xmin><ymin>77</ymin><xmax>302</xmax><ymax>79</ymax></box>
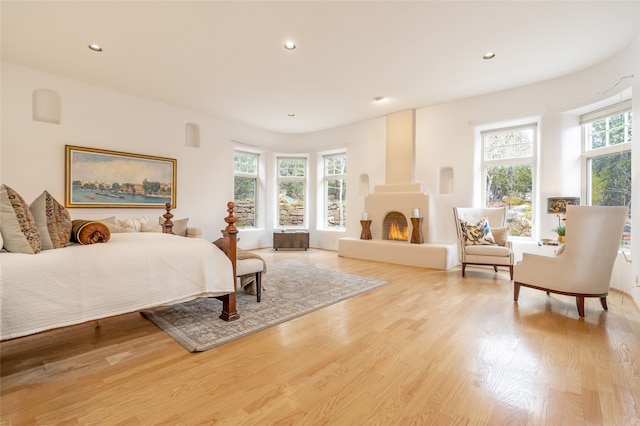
<box><xmin>162</xmin><ymin>202</ymin><xmax>175</xmax><ymax>234</ymax></box>
<box><xmin>224</xmin><ymin>201</ymin><xmax>237</xmax><ymax>233</ymax></box>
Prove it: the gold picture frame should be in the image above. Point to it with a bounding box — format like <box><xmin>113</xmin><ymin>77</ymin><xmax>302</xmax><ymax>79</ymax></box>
<box><xmin>65</xmin><ymin>145</ymin><xmax>177</xmax><ymax>208</ymax></box>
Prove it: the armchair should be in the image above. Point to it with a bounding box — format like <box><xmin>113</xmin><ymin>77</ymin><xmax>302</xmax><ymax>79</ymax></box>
<box><xmin>453</xmin><ymin>207</ymin><xmax>514</xmax><ymax>279</ymax></box>
<box><xmin>513</xmin><ymin>206</ymin><xmax>628</xmax><ymax>317</ymax></box>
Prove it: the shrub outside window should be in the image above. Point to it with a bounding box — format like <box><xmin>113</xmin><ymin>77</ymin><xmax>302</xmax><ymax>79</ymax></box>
<box><xmin>324</xmin><ymin>153</ymin><xmax>347</xmax><ymax>229</ymax></box>
<box><xmin>234</xmin><ymin>151</ymin><xmax>258</xmax><ymax>227</ymax></box>
<box><xmin>482</xmin><ymin>124</ymin><xmax>536</xmax><ymax>237</ymax></box>
<box><xmin>582</xmin><ymin>102</ymin><xmax>632</xmax><ymax>248</ymax></box>
<box><xmin>278</xmin><ymin>157</ymin><xmax>306</xmax><ymax>228</ymax></box>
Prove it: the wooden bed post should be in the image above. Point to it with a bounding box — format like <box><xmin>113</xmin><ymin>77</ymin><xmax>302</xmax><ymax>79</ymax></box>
<box><xmin>217</xmin><ymin>201</ymin><xmax>240</xmax><ymax>321</ymax></box>
<box><xmin>161</xmin><ymin>202</ymin><xmax>174</xmax><ymax>234</ymax></box>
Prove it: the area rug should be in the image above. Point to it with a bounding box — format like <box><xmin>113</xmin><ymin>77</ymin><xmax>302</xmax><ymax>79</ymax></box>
<box><xmin>141</xmin><ymin>263</ymin><xmax>388</xmax><ymax>352</ymax></box>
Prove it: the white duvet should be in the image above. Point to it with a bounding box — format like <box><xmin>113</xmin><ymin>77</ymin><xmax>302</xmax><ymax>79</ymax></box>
<box><xmin>0</xmin><ymin>232</ymin><xmax>234</xmax><ymax>340</ymax></box>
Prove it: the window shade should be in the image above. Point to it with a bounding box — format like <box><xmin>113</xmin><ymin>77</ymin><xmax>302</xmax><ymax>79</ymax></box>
<box><xmin>580</xmin><ymin>99</ymin><xmax>632</xmax><ymax>125</ymax></box>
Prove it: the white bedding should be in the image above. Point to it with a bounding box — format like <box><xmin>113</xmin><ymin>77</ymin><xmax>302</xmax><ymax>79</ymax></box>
<box><xmin>0</xmin><ymin>232</ymin><xmax>234</xmax><ymax>340</ymax></box>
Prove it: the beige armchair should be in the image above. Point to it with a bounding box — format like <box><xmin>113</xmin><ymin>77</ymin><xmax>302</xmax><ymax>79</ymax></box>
<box><xmin>453</xmin><ymin>207</ymin><xmax>514</xmax><ymax>279</ymax></box>
<box><xmin>514</xmin><ymin>206</ymin><xmax>628</xmax><ymax>317</ymax></box>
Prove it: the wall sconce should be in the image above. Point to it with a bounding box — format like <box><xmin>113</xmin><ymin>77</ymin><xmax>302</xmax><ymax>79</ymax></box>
<box><xmin>547</xmin><ymin>197</ymin><xmax>580</xmax><ymax>226</ymax></box>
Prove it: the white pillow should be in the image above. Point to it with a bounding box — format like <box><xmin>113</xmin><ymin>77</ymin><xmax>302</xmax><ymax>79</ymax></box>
<box><xmin>140</xmin><ymin>223</ymin><xmax>162</xmax><ymax>233</ymax></box>
<box><xmin>104</xmin><ymin>223</ymin><xmax>136</xmax><ymax>233</ymax></box>
<box><xmin>118</xmin><ymin>216</ymin><xmax>149</xmax><ymax>232</ymax></box>
<box><xmin>491</xmin><ymin>227</ymin><xmax>508</xmax><ymax>247</ymax></box>
<box><xmin>99</xmin><ymin>216</ymin><xmax>116</xmax><ymax>225</ymax></box>
<box><xmin>158</xmin><ymin>216</ymin><xmax>189</xmax><ymax>237</ymax></box>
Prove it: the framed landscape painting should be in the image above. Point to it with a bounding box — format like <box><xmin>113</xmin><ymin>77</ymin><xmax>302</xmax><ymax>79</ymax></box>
<box><xmin>65</xmin><ymin>145</ymin><xmax>176</xmax><ymax>208</ymax></box>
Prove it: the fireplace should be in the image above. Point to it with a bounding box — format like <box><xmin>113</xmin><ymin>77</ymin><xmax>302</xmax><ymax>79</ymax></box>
<box><xmin>338</xmin><ymin>108</ymin><xmax>458</xmax><ymax>270</ymax></box>
<box><xmin>363</xmin><ymin>182</ymin><xmax>429</xmax><ymax>242</ymax></box>
<box><xmin>383</xmin><ymin>212</ymin><xmax>409</xmax><ymax>241</ymax></box>
<box><xmin>361</xmin><ymin>108</ymin><xmax>429</xmax><ymax>242</ymax></box>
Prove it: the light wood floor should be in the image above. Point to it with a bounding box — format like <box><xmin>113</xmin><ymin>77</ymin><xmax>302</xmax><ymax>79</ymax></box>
<box><xmin>2</xmin><ymin>249</ymin><xmax>640</xmax><ymax>425</ymax></box>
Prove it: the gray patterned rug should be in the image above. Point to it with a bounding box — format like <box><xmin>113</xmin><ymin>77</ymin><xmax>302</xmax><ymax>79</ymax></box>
<box><xmin>141</xmin><ymin>263</ymin><xmax>388</xmax><ymax>352</ymax></box>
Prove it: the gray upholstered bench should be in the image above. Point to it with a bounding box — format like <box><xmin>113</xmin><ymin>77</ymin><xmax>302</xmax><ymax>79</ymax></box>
<box><xmin>237</xmin><ymin>257</ymin><xmax>264</xmax><ymax>302</ymax></box>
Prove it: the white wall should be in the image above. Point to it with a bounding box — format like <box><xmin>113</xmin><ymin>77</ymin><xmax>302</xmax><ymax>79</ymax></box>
<box><xmin>296</xmin><ymin>118</ymin><xmax>387</xmax><ymax>250</ymax></box>
<box><xmin>0</xmin><ymin>62</ymin><xmax>286</xmax><ymax>242</ymax></box>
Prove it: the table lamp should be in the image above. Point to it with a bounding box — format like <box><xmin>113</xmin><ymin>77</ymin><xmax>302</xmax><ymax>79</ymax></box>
<box><xmin>547</xmin><ymin>197</ymin><xmax>580</xmax><ymax>226</ymax></box>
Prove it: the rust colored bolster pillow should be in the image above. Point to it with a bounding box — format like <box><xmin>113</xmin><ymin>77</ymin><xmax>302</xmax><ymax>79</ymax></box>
<box><xmin>71</xmin><ymin>220</ymin><xmax>111</xmax><ymax>245</ymax></box>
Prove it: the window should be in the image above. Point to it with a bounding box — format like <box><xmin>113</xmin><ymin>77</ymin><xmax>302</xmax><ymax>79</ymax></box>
<box><xmin>482</xmin><ymin>124</ymin><xmax>536</xmax><ymax>237</ymax></box>
<box><xmin>277</xmin><ymin>157</ymin><xmax>306</xmax><ymax>228</ymax></box>
<box><xmin>582</xmin><ymin>101</ymin><xmax>632</xmax><ymax>248</ymax></box>
<box><xmin>324</xmin><ymin>153</ymin><xmax>347</xmax><ymax>229</ymax></box>
<box><xmin>234</xmin><ymin>151</ymin><xmax>259</xmax><ymax>227</ymax></box>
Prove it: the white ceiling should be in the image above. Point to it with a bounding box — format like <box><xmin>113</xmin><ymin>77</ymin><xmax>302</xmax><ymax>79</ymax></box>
<box><xmin>2</xmin><ymin>1</ymin><xmax>639</xmax><ymax>134</ymax></box>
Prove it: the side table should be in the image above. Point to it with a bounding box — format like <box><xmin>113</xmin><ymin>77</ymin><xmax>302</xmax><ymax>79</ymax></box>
<box><xmin>537</xmin><ymin>240</ymin><xmax>563</xmax><ymax>256</ymax></box>
<box><xmin>360</xmin><ymin>220</ymin><xmax>372</xmax><ymax>240</ymax></box>
<box><xmin>410</xmin><ymin>217</ymin><xmax>424</xmax><ymax>244</ymax></box>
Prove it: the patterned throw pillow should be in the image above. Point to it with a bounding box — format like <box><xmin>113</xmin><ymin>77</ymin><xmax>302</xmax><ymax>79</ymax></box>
<box><xmin>29</xmin><ymin>190</ymin><xmax>72</xmax><ymax>250</ymax></box>
<box><xmin>0</xmin><ymin>184</ymin><xmax>42</xmax><ymax>254</ymax></box>
<box><xmin>460</xmin><ymin>217</ymin><xmax>497</xmax><ymax>246</ymax></box>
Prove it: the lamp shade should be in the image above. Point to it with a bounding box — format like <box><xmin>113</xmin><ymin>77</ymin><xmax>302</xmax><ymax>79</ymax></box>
<box><xmin>547</xmin><ymin>197</ymin><xmax>580</xmax><ymax>214</ymax></box>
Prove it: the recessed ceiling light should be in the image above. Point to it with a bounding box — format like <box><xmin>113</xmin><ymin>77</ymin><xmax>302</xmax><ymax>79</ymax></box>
<box><xmin>373</xmin><ymin>96</ymin><xmax>386</xmax><ymax>103</ymax></box>
<box><xmin>88</xmin><ymin>44</ymin><xmax>103</xmax><ymax>52</ymax></box>
<box><xmin>483</xmin><ymin>52</ymin><xmax>496</xmax><ymax>60</ymax></box>
<box><xmin>284</xmin><ymin>41</ymin><xmax>296</xmax><ymax>50</ymax></box>
<box><xmin>288</xmin><ymin>113</ymin><xmax>295</xmax><ymax>117</ymax></box>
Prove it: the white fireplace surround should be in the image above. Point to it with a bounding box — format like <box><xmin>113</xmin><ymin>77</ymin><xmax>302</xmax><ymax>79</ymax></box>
<box><xmin>338</xmin><ymin>110</ymin><xmax>458</xmax><ymax>270</ymax></box>
<box><xmin>365</xmin><ymin>183</ymin><xmax>429</xmax><ymax>241</ymax></box>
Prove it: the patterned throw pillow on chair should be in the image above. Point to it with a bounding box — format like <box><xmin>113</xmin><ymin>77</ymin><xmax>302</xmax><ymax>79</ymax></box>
<box><xmin>460</xmin><ymin>217</ymin><xmax>497</xmax><ymax>245</ymax></box>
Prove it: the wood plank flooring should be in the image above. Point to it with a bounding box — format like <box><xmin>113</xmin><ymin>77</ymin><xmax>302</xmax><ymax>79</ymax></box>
<box><xmin>2</xmin><ymin>249</ymin><xmax>640</xmax><ymax>425</ymax></box>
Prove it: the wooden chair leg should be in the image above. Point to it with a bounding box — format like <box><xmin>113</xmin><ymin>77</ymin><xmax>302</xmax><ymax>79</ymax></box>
<box><xmin>508</xmin><ymin>265</ymin><xmax>513</xmax><ymax>280</ymax></box>
<box><xmin>461</xmin><ymin>263</ymin><xmax>466</xmax><ymax>277</ymax></box>
<box><xmin>256</xmin><ymin>271</ymin><xmax>262</xmax><ymax>303</ymax></box>
<box><xmin>514</xmin><ymin>282</ymin><xmax>520</xmax><ymax>301</ymax></box>
<box><xmin>576</xmin><ymin>296</ymin><xmax>585</xmax><ymax>317</ymax></box>
<box><xmin>600</xmin><ymin>297</ymin><xmax>608</xmax><ymax>311</ymax></box>
<box><xmin>493</xmin><ymin>265</ymin><xmax>498</xmax><ymax>272</ymax></box>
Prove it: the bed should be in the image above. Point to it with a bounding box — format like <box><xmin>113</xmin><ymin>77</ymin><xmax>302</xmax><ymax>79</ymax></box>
<box><xmin>0</xmin><ymin>201</ymin><xmax>240</xmax><ymax>341</ymax></box>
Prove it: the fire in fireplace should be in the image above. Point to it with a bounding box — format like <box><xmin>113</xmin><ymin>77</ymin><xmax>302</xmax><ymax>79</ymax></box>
<box><xmin>383</xmin><ymin>212</ymin><xmax>409</xmax><ymax>241</ymax></box>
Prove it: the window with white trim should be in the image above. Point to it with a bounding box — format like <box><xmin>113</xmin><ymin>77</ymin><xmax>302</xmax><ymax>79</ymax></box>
<box><xmin>482</xmin><ymin>123</ymin><xmax>536</xmax><ymax>237</ymax></box>
<box><xmin>323</xmin><ymin>153</ymin><xmax>347</xmax><ymax>229</ymax></box>
<box><xmin>277</xmin><ymin>157</ymin><xmax>306</xmax><ymax>228</ymax></box>
<box><xmin>581</xmin><ymin>100</ymin><xmax>632</xmax><ymax>248</ymax></box>
<box><xmin>234</xmin><ymin>151</ymin><xmax>259</xmax><ymax>228</ymax></box>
